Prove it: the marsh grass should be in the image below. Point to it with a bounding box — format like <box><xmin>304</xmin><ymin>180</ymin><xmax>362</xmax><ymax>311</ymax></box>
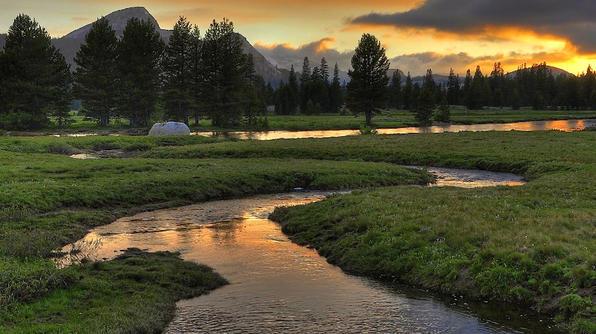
<box><xmin>1</xmin><ymin>249</ymin><xmax>227</xmax><ymax>333</ymax></box>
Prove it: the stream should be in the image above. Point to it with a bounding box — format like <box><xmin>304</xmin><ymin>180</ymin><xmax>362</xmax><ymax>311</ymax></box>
<box><xmin>59</xmin><ymin>168</ymin><xmax>560</xmax><ymax>333</ymax></box>
<box><xmin>192</xmin><ymin>119</ymin><xmax>595</xmax><ymax>140</ymax></box>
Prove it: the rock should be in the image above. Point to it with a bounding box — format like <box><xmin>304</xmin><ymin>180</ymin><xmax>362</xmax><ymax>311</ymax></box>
<box><xmin>148</xmin><ymin>122</ymin><xmax>191</xmax><ymax>137</ymax></box>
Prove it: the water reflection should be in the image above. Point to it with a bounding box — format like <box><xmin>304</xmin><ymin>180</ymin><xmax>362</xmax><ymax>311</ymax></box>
<box><xmin>59</xmin><ymin>191</ymin><xmax>556</xmax><ymax>334</ymax></box>
<box><xmin>193</xmin><ymin>119</ymin><xmax>594</xmax><ymax>140</ymax></box>
<box><xmin>426</xmin><ymin>167</ymin><xmax>525</xmax><ymax>188</ymax></box>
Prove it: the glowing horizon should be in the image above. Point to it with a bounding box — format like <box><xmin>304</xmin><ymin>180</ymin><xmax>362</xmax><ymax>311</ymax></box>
<box><xmin>0</xmin><ymin>0</ymin><xmax>593</xmax><ymax>76</ymax></box>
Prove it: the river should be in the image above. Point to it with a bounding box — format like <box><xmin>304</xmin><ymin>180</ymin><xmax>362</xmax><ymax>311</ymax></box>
<box><xmin>193</xmin><ymin>119</ymin><xmax>594</xmax><ymax>140</ymax></box>
<box><xmin>59</xmin><ymin>168</ymin><xmax>559</xmax><ymax>333</ymax></box>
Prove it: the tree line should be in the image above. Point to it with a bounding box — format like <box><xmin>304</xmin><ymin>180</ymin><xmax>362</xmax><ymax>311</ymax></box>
<box><xmin>334</xmin><ymin>34</ymin><xmax>596</xmax><ymax>126</ymax></box>
<box><xmin>1</xmin><ymin>14</ymin><xmax>594</xmax><ymax>131</ymax></box>
<box><xmin>0</xmin><ymin>14</ymin><xmax>271</xmax><ymax>130</ymax></box>
<box><xmin>274</xmin><ymin>57</ymin><xmax>344</xmax><ymax>115</ymax></box>
<box><xmin>386</xmin><ymin>63</ymin><xmax>596</xmax><ymax>122</ymax></box>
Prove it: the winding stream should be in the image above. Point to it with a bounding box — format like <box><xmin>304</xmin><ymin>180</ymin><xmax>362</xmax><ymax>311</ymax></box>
<box><xmin>193</xmin><ymin>119</ymin><xmax>595</xmax><ymax>140</ymax></box>
<box><xmin>59</xmin><ymin>168</ymin><xmax>559</xmax><ymax>333</ymax></box>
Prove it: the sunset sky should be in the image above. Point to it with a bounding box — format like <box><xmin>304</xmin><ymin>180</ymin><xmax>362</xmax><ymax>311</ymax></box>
<box><xmin>1</xmin><ymin>0</ymin><xmax>594</xmax><ymax>75</ymax></box>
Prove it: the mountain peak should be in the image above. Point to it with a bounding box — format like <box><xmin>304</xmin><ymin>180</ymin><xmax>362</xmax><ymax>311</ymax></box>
<box><xmin>62</xmin><ymin>6</ymin><xmax>160</xmax><ymax>40</ymax></box>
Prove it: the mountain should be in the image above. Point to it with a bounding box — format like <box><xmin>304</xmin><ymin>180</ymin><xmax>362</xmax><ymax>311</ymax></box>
<box><xmin>412</xmin><ymin>74</ymin><xmax>450</xmax><ymax>86</ymax></box>
<box><xmin>49</xmin><ymin>7</ymin><xmax>284</xmax><ymax>85</ymax></box>
<box><xmin>506</xmin><ymin>65</ymin><xmax>574</xmax><ymax>78</ymax></box>
<box><xmin>236</xmin><ymin>34</ymin><xmax>284</xmax><ymax>84</ymax></box>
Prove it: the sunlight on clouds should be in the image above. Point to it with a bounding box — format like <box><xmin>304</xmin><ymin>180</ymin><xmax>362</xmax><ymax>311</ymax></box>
<box><xmin>0</xmin><ymin>0</ymin><xmax>592</xmax><ymax>75</ymax></box>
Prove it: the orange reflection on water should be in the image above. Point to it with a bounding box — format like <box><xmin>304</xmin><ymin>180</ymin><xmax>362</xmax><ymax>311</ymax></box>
<box><xmin>193</xmin><ymin>119</ymin><xmax>592</xmax><ymax>140</ymax></box>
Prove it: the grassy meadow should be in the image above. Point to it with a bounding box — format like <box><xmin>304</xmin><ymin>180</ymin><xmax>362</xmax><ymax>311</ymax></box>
<box><xmin>144</xmin><ymin>131</ymin><xmax>596</xmax><ymax>333</ymax></box>
<box><xmin>0</xmin><ymin>129</ymin><xmax>594</xmax><ymax>332</ymax></box>
<box><xmin>0</xmin><ymin>136</ymin><xmax>428</xmax><ymax>333</ymax></box>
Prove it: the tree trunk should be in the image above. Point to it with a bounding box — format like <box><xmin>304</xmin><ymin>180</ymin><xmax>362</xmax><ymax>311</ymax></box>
<box><xmin>365</xmin><ymin>110</ymin><xmax>372</xmax><ymax>126</ymax></box>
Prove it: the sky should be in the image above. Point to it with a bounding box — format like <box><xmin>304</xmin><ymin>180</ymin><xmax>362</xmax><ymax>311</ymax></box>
<box><xmin>1</xmin><ymin>0</ymin><xmax>594</xmax><ymax>75</ymax></box>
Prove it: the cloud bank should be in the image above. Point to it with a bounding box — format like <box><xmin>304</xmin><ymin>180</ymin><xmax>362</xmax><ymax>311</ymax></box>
<box><xmin>351</xmin><ymin>0</ymin><xmax>596</xmax><ymax>53</ymax></box>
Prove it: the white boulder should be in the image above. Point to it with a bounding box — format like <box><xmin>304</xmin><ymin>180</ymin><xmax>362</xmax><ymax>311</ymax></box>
<box><xmin>148</xmin><ymin>122</ymin><xmax>191</xmax><ymax>137</ymax></box>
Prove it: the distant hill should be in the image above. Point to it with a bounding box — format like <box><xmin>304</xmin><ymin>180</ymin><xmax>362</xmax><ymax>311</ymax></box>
<box><xmin>412</xmin><ymin>73</ymin><xmax>449</xmax><ymax>86</ymax></box>
<box><xmin>48</xmin><ymin>7</ymin><xmax>284</xmax><ymax>85</ymax></box>
<box><xmin>506</xmin><ymin>65</ymin><xmax>574</xmax><ymax>78</ymax></box>
<box><xmin>0</xmin><ymin>33</ymin><xmax>6</xmax><ymax>49</ymax></box>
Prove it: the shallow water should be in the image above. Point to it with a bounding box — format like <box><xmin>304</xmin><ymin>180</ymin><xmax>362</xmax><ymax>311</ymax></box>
<box><xmin>425</xmin><ymin>167</ymin><xmax>525</xmax><ymax>188</ymax></box>
<box><xmin>193</xmin><ymin>119</ymin><xmax>595</xmax><ymax>140</ymax></box>
<box><xmin>59</xmin><ymin>169</ymin><xmax>560</xmax><ymax>334</ymax></box>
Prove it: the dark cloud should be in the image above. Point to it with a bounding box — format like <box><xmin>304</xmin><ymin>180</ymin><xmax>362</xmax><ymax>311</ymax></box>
<box><xmin>254</xmin><ymin>38</ymin><xmax>354</xmax><ymax>72</ymax></box>
<box><xmin>351</xmin><ymin>0</ymin><xmax>596</xmax><ymax>53</ymax></box>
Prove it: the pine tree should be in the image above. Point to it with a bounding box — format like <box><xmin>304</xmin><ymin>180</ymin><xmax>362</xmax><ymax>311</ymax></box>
<box><xmin>201</xmin><ymin>19</ymin><xmax>249</xmax><ymax>127</ymax></box>
<box><xmin>50</xmin><ymin>53</ymin><xmax>73</xmax><ymax>127</ymax></box>
<box><xmin>415</xmin><ymin>69</ymin><xmax>436</xmax><ymax>125</ymax></box>
<box><xmin>328</xmin><ymin>63</ymin><xmax>344</xmax><ymax>113</ymax></box>
<box><xmin>274</xmin><ymin>83</ymin><xmax>291</xmax><ymax>115</ymax></box>
<box><xmin>435</xmin><ymin>93</ymin><xmax>451</xmax><ymax>123</ymax></box>
<box><xmin>320</xmin><ymin>57</ymin><xmax>329</xmax><ymax>84</ymax></box>
<box><xmin>309</xmin><ymin>65</ymin><xmax>329</xmax><ymax>113</ymax></box>
<box><xmin>287</xmin><ymin>65</ymin><xmax>299</xmax><ymax>114</ymax></box>
<box><xmin>469</xmin><ymin>66</ymin><xmax>489</xmax><ymax>109</ymax></box>
<box><xmin>346</xmin><ymin>34</ymin><xmax>390</xmax><ymax>126</ymax></box>
<box><xmin>489</xmin><ymin>62</ymin><xmax>505</xmax><ymax>108</ymax></box>
<box><xmin>582</xmin><ymin>65</ymin><xmax>595</xmax><ymax>109</ymax></box>
<box><xmin>0</xmin><ymin>14</ymin><xmax>72</xmax><ymax>130</ymax></box>
<box><xmin>388</xmin><ymin>70</ymin><xmax>402</xmax><ymax>109</ymax></box>
<box><xmin>299</xmin><ymin>57</ymin><xmax>311</xmax><ymax>112</ymax></box>
<box><xmin>117</xmin><ymin>18</ymin><xmax>164</xmax><ymax>127</ymax></box>
<box><xmin>73</xmin><ymin>17</ymin><xmax>119</xmax><ymax>127</ymax></box>
<box><xmin>162</xmin><ymin>17</ymin><xmax>193</xmax><ymax>123</ymax></box>
<box><xmin>311</xmin><ymin>66</ymin><xmax>321</xmax><ymax>81</ymax></box>
<box><xmin>463</xmin><ymin>69</ymin><xmax>473</xmax><ymax>109</ymax></box>
<box><xmin>403</xmin><ymin>72</ymin><xmax>413</xmax><ymax>110</ymax></box>
<box><xmin>446</xmin><ymin>68</ymin><xmax>460</xmax><ymax>105</ymax></box>
<box><xmin>243</xmin><ymin>54</ymin><xmax>267</xmax><ymax>127</ymax></box>
<box><xmin>189</xmin><ymin>26</ymin><xmax>203</xmax><ymax>125</ymax></box>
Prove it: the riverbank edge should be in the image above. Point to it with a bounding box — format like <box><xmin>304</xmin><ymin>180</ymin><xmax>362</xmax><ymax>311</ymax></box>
<box><xmin>3</xmin><ymin>115</ymin><xmax>595</xmax><ymax>136</ymax></box>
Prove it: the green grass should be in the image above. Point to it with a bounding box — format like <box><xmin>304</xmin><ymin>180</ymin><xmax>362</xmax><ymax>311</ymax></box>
<box><xmin>142</xmin><ymin>131</ymin><xmax>596</xmax><ymax>332</ymax></box>
<box><xmin>0</xmin><ymin>134</ymin><xmax>224</xmax><ymax>154</ymax></box>
<box><xmin>1</xmin><ymin>249</ymin><xmax>227</xmax><ymax>334</ymax></box>
<box><xmin>0</xmin><ymin>143</ymin><xmax>428</xmax><ymax>332</ymax></box>
<box><xmin>2</xmin><ymin>131</ymin><xmax>595</xmax><ymax>332</ymax></box>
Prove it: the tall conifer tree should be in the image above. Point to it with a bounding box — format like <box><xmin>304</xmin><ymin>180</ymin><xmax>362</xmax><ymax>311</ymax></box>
<box><xmin>346</xmin><ymin>34</ymin><xmax>389</xmax><ymax>126</ymax></box>
<box><xmin>388</xmin><ymin>70</ymin><xmax>402</xmax><ymax>109</ymax></box>
<box><xmin>162</xmin><ymin>17</ymin><xmax>193</xmax><ymax>123</ymax></box>
<box><xmin>0</xmin><ymin>14</ymin><xmax>71</xmax><ymax>130</ymax></box>
<box><xmin>117</xmin><ymin>18</ymin><xmax>164</xmax><ymax>127</ymax></box>
<box><xmin>329</xmin><ymin>63</ymin><xmax>344</xmax><ymax>113</ymax></box>
<box><xmin>73</xmin><ymin>17</ymin><xmax>118</xmax><ymax>126</ymax></box>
